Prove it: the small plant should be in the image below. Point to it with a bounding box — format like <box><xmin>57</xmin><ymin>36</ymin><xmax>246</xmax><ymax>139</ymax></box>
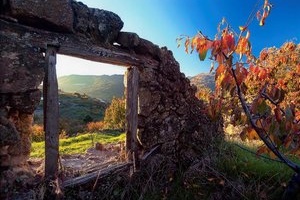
<box><xmin>31</xmin><ymin>124</ymin><xmax>44</xmax><ymax>142</ymax></box>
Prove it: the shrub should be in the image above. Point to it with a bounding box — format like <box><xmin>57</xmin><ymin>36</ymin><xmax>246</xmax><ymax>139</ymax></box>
<box><xmin>104</xmin><ymin>97</ymin><xmax>125</xmax><ymax>131</ymax></box>
<box><xmin>86</xmin><ymin>121</ymin><xmax>105</xmax><ymax>132</ymax></box>
<box><xmin>31</xmin><ymin>124</ymin><xmax>44</xmax><ymax>142</ymax></box>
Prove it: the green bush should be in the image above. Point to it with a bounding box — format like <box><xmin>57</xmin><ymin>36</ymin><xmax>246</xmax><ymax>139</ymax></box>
<box><xmin>104</xmin><ymin>97</ymin><xmax>126</xmax><ymax>131</ymax></box>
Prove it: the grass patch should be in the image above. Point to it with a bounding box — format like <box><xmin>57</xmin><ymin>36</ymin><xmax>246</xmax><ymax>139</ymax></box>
<box><xmin>172</xmin><ymin>137</ymin><xmax>300</xmax><ymax>199</ymax></box>
<box><xmin>214</xmin><ymin>139</ymin><xmax>300</xmax><ymax>199</ymax></box>
<box><xmin>219</xmin><ymin>140</ymin><xmax>300</xmax><ymax>181</ymax></box>
<box><xmin>30</xmin><ymin>132</ymin><xmax>125</xmax><ymax>158</ymax></box>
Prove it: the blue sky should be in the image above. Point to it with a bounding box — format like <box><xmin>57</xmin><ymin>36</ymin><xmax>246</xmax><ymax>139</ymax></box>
<box><xmin>57</xmin><ymin>0</ymin><xmax>300</xmax><ymax>77</ymax></box>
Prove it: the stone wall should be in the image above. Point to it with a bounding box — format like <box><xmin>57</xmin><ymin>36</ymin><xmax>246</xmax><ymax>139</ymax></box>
<box><xmin>137</xmin><ymin>46</ymin><xmax>220</xmax><ymax>164</ymax></box>
<box><xmin>0</xmin><ymin>0</ymin><xmax>222</xmax><ymax>192</ymax></box>
<box><xmin>0</xmin><ymin>32</ymin><xmax>43</xmax><ymax>168</ymax></box>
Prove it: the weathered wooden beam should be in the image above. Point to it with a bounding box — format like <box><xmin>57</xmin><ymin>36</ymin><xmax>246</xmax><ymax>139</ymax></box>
<box><xmin>125</xmin><ymin>67</ymin><xmax>139</xmax><ymax>171</ymax></box>
<box><xmin>43</xmin><ymin>45</ymin><xmax>59</xmax><ymax>179</ymax></box>
<box><xmin>0</xmin><ymin>19</ymin><xmax>159</xmax><ymax>68</ymax></box>
<box><xmin>62</xmin><ymin>162</ymin><xmax>132</xmax><ymax>188</ymax></box>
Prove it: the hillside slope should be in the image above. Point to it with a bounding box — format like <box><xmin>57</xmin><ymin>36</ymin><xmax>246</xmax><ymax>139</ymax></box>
<box><xmin>190</xmin><ymin>73</ymin><xmax>215</xmax><ymax>91</ymax></box>
<box><xmin>58</xmin><ymin>75</ymin><xmax>124</xmax><ymax>102</ymax></box>
<box><xmin>34</xmin><ymin>91</ymin><xmax>107</xmax><ymax>134</ymax></box>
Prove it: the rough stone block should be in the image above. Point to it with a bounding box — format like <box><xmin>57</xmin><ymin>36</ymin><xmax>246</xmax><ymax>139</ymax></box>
<box><xmin>117</xmin><ymin>32</ymin><xmax>140</xmax><ymax>48</ymax></box>
<box><xmin>72</xmin><ymin>1</ymin><xmax>123</xmax><ymax>44</ymax></box>
<box><xmin>0</xmin><ymin>117</ymin><xmax>20</xmax><ymax>147</ymax></box>
<box><xmin>10</xmin><ymin>90</ymin><xmax>41</xmax><ymax>114</ymax></box>
<box><xmin>138</xmin><ymin>88</ymin><xmax>161</xmax><ymax>117</ymax></box>
<box><xmin>8</xmin><ymin>0</ymin><xmax>74</xmax><ymax>32</ymax></box>
<box><xmin>0</xmin><ymin>35</ymin><xmax>44</xmax><ymax>93</ymax></box>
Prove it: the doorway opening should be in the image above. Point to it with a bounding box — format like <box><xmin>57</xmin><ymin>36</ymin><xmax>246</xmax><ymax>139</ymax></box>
<box><xmin>30</xmin><ymin>53</ymin><xmax>139</xmax><ymax>181</ymax></box>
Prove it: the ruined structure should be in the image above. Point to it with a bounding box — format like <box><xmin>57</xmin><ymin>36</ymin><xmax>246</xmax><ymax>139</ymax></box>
<box><xmin>0</xmin><ymin>0</ymin><xmax>221</xmax><ymax>195</ymax></box>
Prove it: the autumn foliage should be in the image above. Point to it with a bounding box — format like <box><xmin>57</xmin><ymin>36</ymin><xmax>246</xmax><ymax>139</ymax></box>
<box><xmin>31</xmin><ymin>124</ymin><xmax>45</xmax><ymax>142</ymax></box>
<box><xmin>86</xmin><ymin>121</ymin><xmax>105</xmax><ymax>132</ymax></box>
<box><xmin>178</xmin><ymin>0</ymin><xmax>300</xmax><ymax>160</ymax></box>
<box><xmin>87</xmin><ymin>97</ymin><xmax>126</xmax><ymax>132</ymax></box>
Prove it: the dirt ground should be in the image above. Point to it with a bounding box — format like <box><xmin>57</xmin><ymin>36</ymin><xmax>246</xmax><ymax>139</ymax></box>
<box><xmin>28</xmin><ymin>142</ymin><xmax>125</xmax><ymax>180</ymax></box>
<box><xmin>2</xmin><ymin>143</ymin><xmax>125</xmax><ymax>200</ymax></box>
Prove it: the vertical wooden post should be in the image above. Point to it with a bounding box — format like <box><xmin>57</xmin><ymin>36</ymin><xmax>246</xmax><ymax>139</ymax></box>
<box><xmin>43</xmin><ymin>45</ymin><xmax>59</xmax><ymax>179</ymax></box>
<box><xmin>125</xmin><ymin>67</ymin><xmax>139</xmax><ymax>170</ymax></box>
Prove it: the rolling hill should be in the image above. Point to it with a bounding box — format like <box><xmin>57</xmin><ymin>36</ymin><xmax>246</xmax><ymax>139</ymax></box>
<box><xmin>58</xmin><ymin>74</ymin><xmax>125</xmax><ymax>102</ymax></box>
<box><xmin>189</xmin><ymin>73</ymin><xmax>215</xmax><ymax>91</ymax></box>
<box><xmin>34</xmin><ymin>91</ymin><xmax>107</xmax><ymax>135</ymax></box>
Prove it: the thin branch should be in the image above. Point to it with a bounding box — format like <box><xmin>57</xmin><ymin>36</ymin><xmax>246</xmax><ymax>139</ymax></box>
<box><xmin>230</xmin><ymin>63</ymin><xmax>300</xmax><ymax>173</ymax></box>
<box><xmin>261</xmin><ymin>85</ymin><xmax>286</xmax><ymax>114</ymax></box>
<box><xmin>244</xmin><ymin>0</ymin><xmax>262</xmax><ymax>29</ymax></box>
<box><xmin>257</xmin><ymin>118</ymin><xmax>278</xmax><ymax>148</ymax></box>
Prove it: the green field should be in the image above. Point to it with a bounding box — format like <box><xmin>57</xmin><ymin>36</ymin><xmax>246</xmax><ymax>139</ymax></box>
<box><xmin>30</xmin><ymin>132</ymin><xmax>125</xmax><ymax>158</ymax></box>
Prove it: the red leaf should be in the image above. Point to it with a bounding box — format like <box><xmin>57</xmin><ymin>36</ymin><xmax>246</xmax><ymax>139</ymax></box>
<box><xmin>211</xmin><ymin>40</ymin><xmax>223</xmax><ymax>63</ymax></box>
<box><xmin>191</xmin><ymin>36</ymin><xmax>200</xmax><ymax>51</ymax></box>
<box><xmin>259</xmin><ymin>49</ymin><xmax>268</xmax><ymax>60</ymax></box>
<box><xmin>276</xmin><ymin>79</ymin><xmax>286</xmax><ymax>89</ymax></box>
<box><xmin>236</xmin><ymin>37</ymin><xmax>250</xmax><ymax>54</ymax></box>
<box><xmin>258</xmin><ymin>68</ymin><xmax>267</xmax><ymax>80</ymax></box>
<box><xmin>249</xmin><ymin>65</ymin><xmax>258</xmax><ymax>73</ymax></box>
<box><xmin>235</xmin><ymin>63</ymin><xmax>248</xmax><ymax>85</ymax></box>
<box><xmin>222</xmin><ymin>30</ymin><xmax>235</xmax><ymax>52</ymax></box>
<box><xmin>259</xmin><ymin>0</ymin><xmax>272</xmax><ymax>26</ymax></box>
<box><xmin>257</xmin><ymin>145</ymin><xmax>268</xmax><ymax>156</ymax></box>
<box><xmin>274</xmin><ymin>106</ymin><xmax>282</xmax><ymax>123</ymax></box>
<box><xmin>195</xmin><ymin>38</ymin><xmax>211</xmax><ymax>61</ymax></box>
<box><xmin>215</xmin><ymin>64</ymin><xmax>226</xmax><ymax>80</ymax></box>
<box><xmin>246</xmin><ymin>128</ymin><xmax>259</xmax><ymax>140</ymax></box>
<box><xmin>184</xmin><ymin>37</ymin><xmax>190</xmax><ymax>53</ymax></box>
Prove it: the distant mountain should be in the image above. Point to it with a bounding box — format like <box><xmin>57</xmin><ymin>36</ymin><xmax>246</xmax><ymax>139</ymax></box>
<box><xmin>57</xmin><ymin>74</ymin><xmax>215</xmax><ymax>103</ymax></box>
<box><xmin>190</xmin><ymin>73</ymin><xmax>215</xmax><ymax>91</ymax></box>
<box><xmin>58</xmin><ymin>75</ymin><xmax>124</xmax><ymax>102</ymax></box>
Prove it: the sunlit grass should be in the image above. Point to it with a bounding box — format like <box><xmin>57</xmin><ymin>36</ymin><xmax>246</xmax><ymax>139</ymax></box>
<box><xmin>30</xmin><ymin>132</ymin><xmax>125</xmax><ymax>158</ymax></box>
<box><xmin>216</xmin><ymin>139</ymin><xmax>300</xmax><ymax>198</ymax></box>
<box><xmin>219</xmin><ymin>140</ymin><xmax>298</xmax><ymax>180</ymax></box>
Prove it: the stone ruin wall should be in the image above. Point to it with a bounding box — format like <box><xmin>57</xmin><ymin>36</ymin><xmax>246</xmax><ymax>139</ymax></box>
<box><xmin>138</xmin><ymin>48</ymin><xmax>221</xmax><ymax>163</ymax></box>
<box><xmin>0</xmin><ymin>20</ymin><xmax>44</xmax><ymax>169</ymax></box>
<box><xmin>0</xmin><ymin>0</ymin><xmax>221</xmax><ymax>176</ymax></box>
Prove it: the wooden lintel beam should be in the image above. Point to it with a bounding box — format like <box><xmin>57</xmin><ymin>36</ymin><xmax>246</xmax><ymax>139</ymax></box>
<box><xmin>0</xmin><ymin>19</ymin><xmax>159</xmax><ymax>68</ymax></box>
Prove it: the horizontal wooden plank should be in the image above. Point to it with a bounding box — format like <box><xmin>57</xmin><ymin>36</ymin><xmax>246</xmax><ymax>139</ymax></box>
<box><xmin>0</xmin><ymin>19</ymin><xmax>159</xmax><ymax>68</ymax></box>
<box><xmin>62</xmin><ymin>162</ymin><xmax>132</xmax><ymax>188</ymax></box>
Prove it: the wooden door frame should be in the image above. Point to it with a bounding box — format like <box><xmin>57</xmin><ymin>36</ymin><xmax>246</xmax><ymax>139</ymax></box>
<box><xmin>43</xmin><ymin>52</ymin><xmax>141</xmax><ymax>179</ymax></box>
<box><xmin>125</xmin><ymin>66</ymin><xmax>139</xmax><ymax>171</ymax></box>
